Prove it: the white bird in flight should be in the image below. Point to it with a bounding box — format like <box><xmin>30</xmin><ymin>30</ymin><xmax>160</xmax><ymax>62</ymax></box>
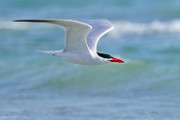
<box><xmin>14</xmin><ymin>19</ymin><xmax>124</xmax><ymax>65</ymax></box>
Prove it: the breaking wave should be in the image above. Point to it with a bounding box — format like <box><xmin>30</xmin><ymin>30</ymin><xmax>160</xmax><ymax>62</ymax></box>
<box><xmin>111</xmin><ymin>20</ymin><xmax>180</xmax><ymax>37</ymax></box>
<box><xmin>0</xmin><ymin>21</ymin><xmax>51</xmax><ymax>30</ymax></box>
<box><xmin>1</xmin><ymin>19</ymin><xmax>180</xmax><ymax>37</ymax></box>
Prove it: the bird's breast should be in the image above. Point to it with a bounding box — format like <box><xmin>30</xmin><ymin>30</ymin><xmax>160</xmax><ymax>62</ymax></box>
<box><xmin>60</xmin><ymin>52</ymin><xmax>106</xmax><ymax>65</ymax></box>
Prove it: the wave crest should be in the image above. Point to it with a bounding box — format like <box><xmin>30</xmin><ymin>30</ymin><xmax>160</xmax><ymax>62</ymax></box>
<box><xmin>2</xmin><ymin>20</ymin><xmax>180</xmax><ymax>37</ymax></box>
<box><xmin>111</xmin><ymin>20</ymin><xmax>180</xmax><ymax>37</ymax></box>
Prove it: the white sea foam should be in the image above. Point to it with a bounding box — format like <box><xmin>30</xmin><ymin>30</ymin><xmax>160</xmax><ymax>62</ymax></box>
<box><xmin>0</xmin><ymin>21</ymin><xmax>51</xmax><ymax>30</ymax></box>
<box><xmin>0</xmin><ymin>21</ymin><xmax>29</xmax><ymax>30</ymax></box>
<box><xmin>111</xmin><ymin>20</ymin><xmax>180</xmax><ymax>37</ymax></box>
<box><xmin>1</xmin><ymin>20</ymin><xmax>180</xmax><ymax>37</ymax></box>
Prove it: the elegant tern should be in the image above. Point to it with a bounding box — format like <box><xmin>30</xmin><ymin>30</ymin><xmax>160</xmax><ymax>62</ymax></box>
<box><xmin>14</xmin><ymin>19</ymin><xmax>124</xmax><ymax>65</ymax></box>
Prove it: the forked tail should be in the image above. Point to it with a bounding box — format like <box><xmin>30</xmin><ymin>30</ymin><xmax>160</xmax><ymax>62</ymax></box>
<box><xmin>35</xmin><ymin>50</ymin><xmax>62</xmax><ymax>56</ymax></box>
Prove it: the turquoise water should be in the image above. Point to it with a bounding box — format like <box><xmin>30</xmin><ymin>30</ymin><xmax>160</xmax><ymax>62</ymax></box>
<box><xmin>0</xmin><ymin>0</ymin><xmax>180</xmax><ymax>119</ymax></box>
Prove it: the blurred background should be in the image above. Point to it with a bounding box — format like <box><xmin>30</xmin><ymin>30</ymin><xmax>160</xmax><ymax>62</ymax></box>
<box><xmin>0</xmin><ymin>0</ymin><xmax>180</xmax><ymax>120</ymax></box>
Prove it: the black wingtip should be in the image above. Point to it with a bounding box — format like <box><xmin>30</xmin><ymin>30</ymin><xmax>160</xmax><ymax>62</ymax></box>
<box><xmin>13</xmin><ymin>20</ymin><xmax>18</xmax><ymax>22</ymax></box>
<box><xmin>13</xmin><ymin>20</ymin><xmax>31</xmax><ymax>22</ymax></box>
<box><xmin>12</xmin><ymin>19</ymin><xmax>49</xmax><ymax>23</ymax></box>
<box><xmin>13</xmin><ymin>20</ymin><xmax>22</xmax><ymax>22</ymax></box>
<box><xmin>13</xmin><ymin>19</ymin><xmax>33</xmax><ymax>22</ymax></box>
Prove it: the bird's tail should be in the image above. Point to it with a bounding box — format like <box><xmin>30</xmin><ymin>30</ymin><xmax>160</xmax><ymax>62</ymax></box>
<box><xmin>35</xmin><ymin>50</ymin><xmax>62</xmax><ymax>56</ymax></box>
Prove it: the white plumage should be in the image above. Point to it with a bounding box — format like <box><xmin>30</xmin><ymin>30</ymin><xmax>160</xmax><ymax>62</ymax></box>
<box><xmin>14</xmin><ymin>19</ymin><xmax>124</xmax><ymax>65</ymax></box>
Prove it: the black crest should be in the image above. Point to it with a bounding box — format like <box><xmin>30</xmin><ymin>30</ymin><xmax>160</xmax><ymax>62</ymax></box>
<box><xmin>97</xmin><ymin>52</ymin><xmax>113</xmax><ymax>59</ymax></box>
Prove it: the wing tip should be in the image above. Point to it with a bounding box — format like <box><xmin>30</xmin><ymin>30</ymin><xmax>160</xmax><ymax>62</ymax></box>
<box><xmin>13</xmin><ymin>19</ymin><xmax>42</xmax><ymax>22</ymax></box>
<box><xmin>13</xmin><ymin>19</ymin><xmax>34</xmax><ymax>22</ymax></box>
<box><xmin>13</xmin><ymin>20</ymin><xmax>20</xmax><ymax>22</ymax></box>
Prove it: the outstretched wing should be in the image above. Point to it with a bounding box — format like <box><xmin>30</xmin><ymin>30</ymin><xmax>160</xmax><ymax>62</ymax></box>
<box><xmin>80</xmin><ymin>20</ymin><xmax>113</xmax><ymax>54</ymax></box>
<box><xmin>14</xmin><ymin>19</ymin><xmax>92</xmax><ymax>53</ymax></box>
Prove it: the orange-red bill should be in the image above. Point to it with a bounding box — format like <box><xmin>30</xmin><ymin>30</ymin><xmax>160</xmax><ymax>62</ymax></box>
<box><xmin>109</xmin><ymin>57</ymin><xmax>125</xmax><ymax>63</ymax></box>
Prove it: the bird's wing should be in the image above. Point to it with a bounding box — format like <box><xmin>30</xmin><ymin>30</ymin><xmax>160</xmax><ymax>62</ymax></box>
<box><xmin>14</xmin><ymin>19</ymin><xmax>92</xmax><ymax>53</ymax></box>
<box><xmin>80</xmin><ymin>20</ymin><xmax>113</xmax><ymax>54</ymax></box>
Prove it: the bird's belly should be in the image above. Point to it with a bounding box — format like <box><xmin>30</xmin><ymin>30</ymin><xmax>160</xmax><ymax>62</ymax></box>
<box><xmin>61</xmin><ymin>53</ymin><xmax>104</xmax><ymax>65</ymax></box>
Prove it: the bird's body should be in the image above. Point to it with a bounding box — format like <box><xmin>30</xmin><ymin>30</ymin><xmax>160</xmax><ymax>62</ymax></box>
<box><xmin>14</xmin><ymin>19</ymin><xmax>124</xmax><ymax>65</ymax></box>
<box><xmin>37</xmin><ymin>49</ymin><xmax>107</xmax><ymax>65</ymax></box>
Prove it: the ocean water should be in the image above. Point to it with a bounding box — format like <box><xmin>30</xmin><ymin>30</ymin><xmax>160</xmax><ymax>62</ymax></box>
<box><xmin>0</xmin><ymin>0</ymin><xmax>180</xmax><ymax>120</ymax></box>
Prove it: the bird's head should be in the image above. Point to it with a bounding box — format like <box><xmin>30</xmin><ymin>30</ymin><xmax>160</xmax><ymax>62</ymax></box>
<box><xmin>97</xmin><ymin>52</ymin><xmax>124</xmax><ymax>63</ymax></box>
